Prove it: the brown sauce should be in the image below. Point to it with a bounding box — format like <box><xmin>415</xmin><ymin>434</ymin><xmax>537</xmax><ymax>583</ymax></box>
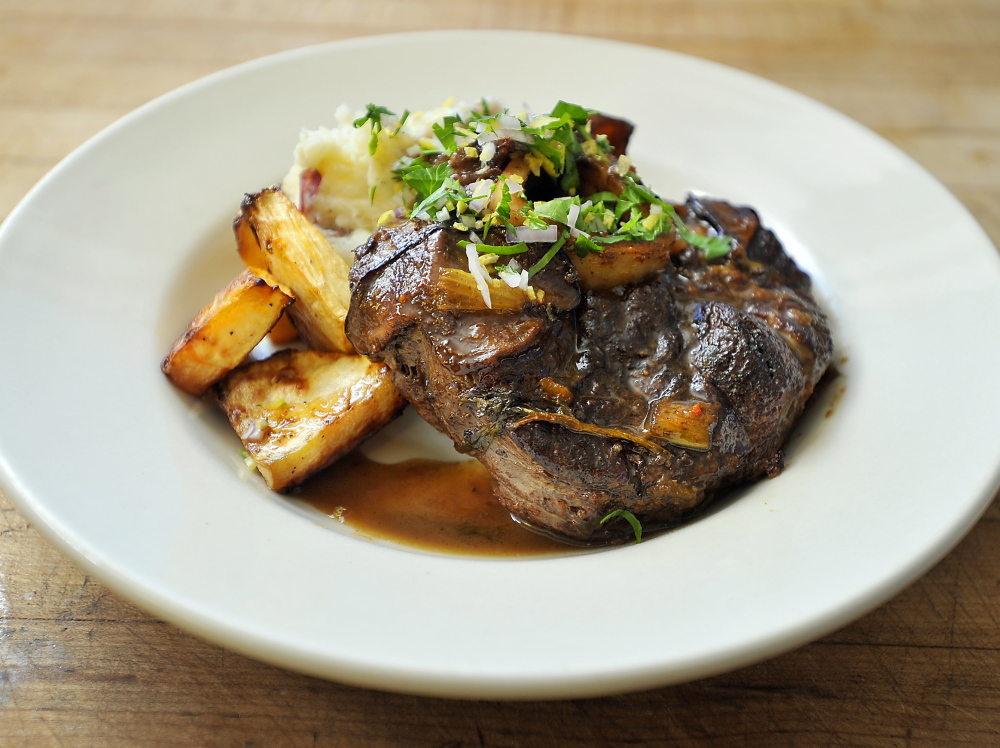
<box><xmin>296</xmin><ymin>360</ymin><xmax>847</xmax><ymax>556</ymax></box>
<box><xmin>296</xmin><ymin>452</ymin><xmax>573</xmax><ymax>557</ymax></box>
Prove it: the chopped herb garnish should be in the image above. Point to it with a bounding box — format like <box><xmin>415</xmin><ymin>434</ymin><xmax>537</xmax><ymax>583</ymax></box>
<box><xmin>675</xmin><ymin>222</ymin><xmax>734</xmax><ymax>258</ymax></box>
<box><xmin>353</xmin><ymin>103</ymin><xmax>396</xmax><ymax>155</ymax></box>
<box><xmin>369</xmin><ymin>185</ymin><xmax>377</xmax><ymax>205</ymax></box>
<box><xmin>571</xmin><ymin>234</ymin><xmax>604</xmax><ymax>257</ymax></box>
<box><xmin>531</xmin><ymin>197</ymin><xmax>578</xmax><ymax>226</ymax></box>
<box><xmin>485</xmin><ymin>181</ymin><xmax>513</xmax><ymax>234</ymax></box>
<box><xmin>396</xmin><ymin>160</ymin><xmax>452</xmax><ymax>205</ymax></box>
<box><xmin>520</xmin><ymin>206</ymin><xmax>551</xmax><ymax>230</ymax></box>
<box><xmin>391</xmin><ymin>109</ymin><xmax>410</xmax><ymax>138</ymax></box>
<box><xmin>459</xmin><ymin>240</ymin><xmax>529</xmax><ymax>255</ymax></box>
<box><xmin>587</xmin><ymin>191</ymin><xmax>619</xmax><ymax>204</ymax></box>
<box><xmin>356</xmin><ymin>98</ymin><xmax>734</xmax><ymax>292</ymax></box>
<box><xmin>529</xmin><ymin>230</ymin><xmax>569</xmax><ymax>277</ymax></box>
<box><xmin>409</xmin><ymin>177</ymin><xmax>466</xmax><ymax>221</ymax></box>
<box><xmin>550</xmin><ymin>100</ymin><xmax>593</xmax><ymax>127</ymax></box>
<box><xmin>432</xmin><ymin>115</ymin><xmax>462</xmax><ymax>152</ymax></box>
<box><xmin>238</xmin><ymin>448</ymin><xmax>258</xmax><ymax>472</ymax></box>
<box><xmin>600</xmin><ymin>508</ymin><xmax>643</xmax><ymax>544</ymax></box>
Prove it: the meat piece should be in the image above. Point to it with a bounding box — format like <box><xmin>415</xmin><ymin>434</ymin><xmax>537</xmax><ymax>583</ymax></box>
<box><xmin>448</xmin><ymin>137</ymin><xmax>521</xmax><ymax>185</ymax></box>
<box><xmin>346</xmin><ymin>198</ymin><xmax>832</xmax><ymax>545</ymax></box>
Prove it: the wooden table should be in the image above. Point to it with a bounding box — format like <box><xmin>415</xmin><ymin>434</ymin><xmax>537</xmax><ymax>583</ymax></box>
<box><xmin>2</xmin><ymin>1</ymin><xmax>999</xmax><ymax>744</ymax></box>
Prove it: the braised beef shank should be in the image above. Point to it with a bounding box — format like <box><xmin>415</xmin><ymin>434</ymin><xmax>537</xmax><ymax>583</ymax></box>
<box><xmin>345</xmin><ymin>194</ymin><xmax>832</xmax><ymax>545</ymax></box>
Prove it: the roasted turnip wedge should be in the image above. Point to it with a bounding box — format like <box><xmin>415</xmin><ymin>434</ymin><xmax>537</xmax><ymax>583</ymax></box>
<box><xmin>568</xmin><ymin>233</ymin><xmax>681</xmax><ymax>291</ymax></box>
<box><xmin>161</xmin><ymin>268</ymin><xmax>293</xmax><ymax>395</ymax></box>
<box><xmin>236</xmin><ymin>188</ymin><xmax>355</xmax><ymax>354</ymax></box>
<box><xmin>216</xmin><ymin>349</ymin><xmax>406</xmax><ymax>491</ymax></box>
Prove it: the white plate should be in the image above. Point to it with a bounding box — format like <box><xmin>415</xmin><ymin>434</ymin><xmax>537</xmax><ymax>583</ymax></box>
<box><xmin>2</xmin><ymin>31</ymin><xmax>999</xmax><ymax>700</ymax></box>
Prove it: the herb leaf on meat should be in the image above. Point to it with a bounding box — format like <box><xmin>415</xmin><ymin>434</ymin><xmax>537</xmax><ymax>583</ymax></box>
<box><xmin>600</xmin><ymin>508</ymin><xmax>643</xmax><ymax>544</ymax></box>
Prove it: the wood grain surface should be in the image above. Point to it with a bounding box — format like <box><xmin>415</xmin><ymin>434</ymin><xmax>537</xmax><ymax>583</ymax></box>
<box><xmin>2</xmin><ymin>1</ymin><xmax>1000</xmax><ymax>745</ymax></box>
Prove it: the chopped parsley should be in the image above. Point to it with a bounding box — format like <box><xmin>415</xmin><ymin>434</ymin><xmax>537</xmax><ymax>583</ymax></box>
<box><xmin>432</xmin><ymin>115</ymin><xmax>463</xmax><ymax>153</ymax></box>
<box><xmin>391</xmin><ymin>109</ymin><xmax>410</xmax><ymax>138</ymax></box>
<box><xmin>530</xmin><ymin>197</ymin><xmax>577</xmax><ymax>226</ymax></box>
<box><xmin>528</xmin><ymin>230</ymin><xmax>569</xmax><ymax>277</ymax></box>
<box><xmin>600</xmin><ymin>508</ymin><xmax>643</xmax><ymax>544</ymax></box>
<box><xmin>459</xmin><ymin>240</ymin><xmax>529</xmax><ymax>256</ymax></box>
<box><xmin>396</xmin><ymin>161</ymin><xmax>452</xmax><ymax>205</ymax></box>
<box><xmin>353</xmin><ymin>103</ymin><xmax>396</xmax><ymax>156</ymax></box>
<box><xmin>676</xmin><ymin>221</ymin><xmax>734</xmax><ymax>259</ymax></box>
<box><xmin>485</xmin><ymin>181</ymin><xmax>514</xmax><ymax>234</ymax></box>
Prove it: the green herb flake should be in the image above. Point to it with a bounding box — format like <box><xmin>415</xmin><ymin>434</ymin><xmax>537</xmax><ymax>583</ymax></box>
<box><xmin>531</xmin><ymin>197</ymin><xmax>579</xmax><ymax>226</ymax></box>
<box><xmin>458</xmin><ymin>241</ymin><xmax>529</xmax><ymax>256</ymax></box>
<box><xmin>390</xmin><ymin>109</ymin><xmax>410</xmax><ymax>139</ymax></box>
<box><xmin>432</xmin><ymin>115</ymin><xmax>463</xmax><ymax>153</ymax></box>
<box><xmin>396</xmin><ymin>160</ymin><xmax>452</xmax><ymax>204</ymax></box>
<box><xmin>353</xmin><ymin>103</ymin><xmax>396</xmax><ymax>156</ymax></box>
<box><xmin>408</xmin><ymin>176</ymin><xmax>466</xmax><ymax>222</ymax></box>
<box><xmin>238</xmin><ymin>448</ymin><xmax>258</xmax><ymax>473</ymax></box>
<box><xmin>594</xmin><ymin>133</ymin><xmax>614</xmax><ymax>154</ymax></box>
<box><xmin>550</xmin><ymin>100</ymin><xmax>592</xmax><ymax>127</ymax></box>
<box><xmin>675</xmin><ymin>222</ymin><xmax>734</xmax><ymax>259</ymax></box>
<box><xmin>571</xmin><ymin>234</ymin><xmax>604</xmax><ymax>257</ymax></box>
<box><xmin>485</xmin><ymin>181</ymin><xmax>514</xmax><ymax>233</ymax></box>
<box><xmin>587</xmin><ymin>191</ymin><xmax>619</xmax><ymax>204</ymax></box>
<box><xmin>600</xmin><ymin>508</ymin><xmax>643</xmax><ymax>544</ymax></box>
<box><xmin>528</xmin><ymin>230</ymin><xmax>569</xmax><ymax>277</ymax></box>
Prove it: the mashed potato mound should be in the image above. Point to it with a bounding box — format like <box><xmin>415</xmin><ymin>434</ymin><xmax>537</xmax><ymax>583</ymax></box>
<box><xmin>281</xmin><ymin>100</ymin><xmax>499</xmax><ymax>240</ymax></box>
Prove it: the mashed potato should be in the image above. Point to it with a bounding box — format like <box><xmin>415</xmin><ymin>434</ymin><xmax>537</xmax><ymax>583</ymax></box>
<box><xmin>281</xmin><ymin>99</ymin><xmax>500</xmax><ymax>256</ymax></box>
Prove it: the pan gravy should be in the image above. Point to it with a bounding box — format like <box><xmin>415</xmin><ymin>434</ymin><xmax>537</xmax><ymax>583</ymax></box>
<box><xmin>297</xmin><ymin>452</ymin><xmax>570</xmax><ymax>556</ymax></box>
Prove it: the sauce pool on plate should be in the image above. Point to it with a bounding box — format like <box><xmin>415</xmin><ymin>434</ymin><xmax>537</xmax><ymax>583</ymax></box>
<box><xmin>295</xmin><ymin>452</ymin><xmax>572</xmax><ymax>557</ymax></box>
